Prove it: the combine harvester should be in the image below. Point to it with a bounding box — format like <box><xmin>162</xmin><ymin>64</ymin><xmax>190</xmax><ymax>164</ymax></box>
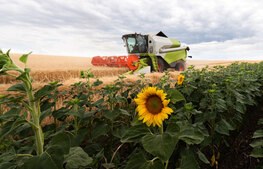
<box><xmin>91</xmin><ymin>31</ymin><xmax>191</xmax><ymax>74</ymax></box>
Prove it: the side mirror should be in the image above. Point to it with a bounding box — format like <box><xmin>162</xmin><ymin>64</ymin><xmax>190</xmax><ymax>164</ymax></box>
<box><xmin>188</xmin><ymin>56</ymin><xmax>192</xmax><ymax>58</ymax></box>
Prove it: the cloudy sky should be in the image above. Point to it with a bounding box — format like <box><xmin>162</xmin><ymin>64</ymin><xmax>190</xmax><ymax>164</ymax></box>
<box><xmin>0</xmin><ymin>0</ymin><xmax>263</xmax><ymax>60</ymax></box>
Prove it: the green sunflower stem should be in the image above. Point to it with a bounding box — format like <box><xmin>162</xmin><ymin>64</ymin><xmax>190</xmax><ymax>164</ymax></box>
<box><xmin>25</xmin><ymin>79</ymin><xmax>44</xmax><ymax>155</ymax></box>
<box><xmin>73</xmin><ymin>104</ymin><xmax>79</xmax><ymax>135</ymax></box>
<box><xmin>165</xmin><ymin>160</ymin><xmax>169</xmax><ymax>169</ymax></box>
<box><xmin>160</xmin><ymin>123</ymin><xmax>169</xmax><ymax>168</ymax></box>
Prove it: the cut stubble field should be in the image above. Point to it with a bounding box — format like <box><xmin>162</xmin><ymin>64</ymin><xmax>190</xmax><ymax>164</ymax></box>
<box><xmin>0</xmin><ymin>53</ymin><xmax>261</xmax><ymax>95</ymax></box>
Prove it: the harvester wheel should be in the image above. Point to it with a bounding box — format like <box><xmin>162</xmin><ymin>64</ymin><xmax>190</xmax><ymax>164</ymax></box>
<box><xmin>157</xmin><ymin>57</ymin><xmax>166</xmax><ymax>72</ymax></box>
<box><xmin>175</xmin><ymin>62</ymin><xmax>186</xmax><ymax>71</ymax></box>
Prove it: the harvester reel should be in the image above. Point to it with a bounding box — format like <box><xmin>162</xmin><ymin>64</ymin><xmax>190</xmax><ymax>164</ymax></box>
<box><xmin>126</xmin><ymin>55</ymin><xmax>140</xmax><ymax>70</ymax></box>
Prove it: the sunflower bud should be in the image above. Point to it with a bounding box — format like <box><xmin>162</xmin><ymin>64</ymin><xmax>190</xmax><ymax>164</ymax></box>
<box><xmin>210</xmin><ymin>154</ymin><xmax>215</xmax><ymax>167</ymax></box>
<box><xmin>212</xmin><ymin>84</ymin><xmax>217</xmax><ymax>89</ymax></box>
<box><xmin>216</xmin><ymin>152</ymin><xmax>220</xmax><ymax>159</ymax></box>
<box><xmin>80</xmin><ymin>70</ymin><xmax>85</xmax><ymax>78</ymax></box>
<box><xmin>108</xmin><ymin>84</ymin><xmax>115</xmax><ymax>89</ymax></box>
<box><xmin>160</xmin><ymin>77</ymin><xmax>166</xmax><ymax>82</ymax></box>
<box><xmin>139</xmin><ymin>73</ymin><xmax>145</xmax><ymax>79</ymax></box>
<box><xmin>86</xmin><ymin>69</ymin><xmax>94</xmax><ymax>78</ymax></box>
<box><xmin>209</xmin><ymin>90</ymin><xmax>215</xmax><ymax>93</ymax></box>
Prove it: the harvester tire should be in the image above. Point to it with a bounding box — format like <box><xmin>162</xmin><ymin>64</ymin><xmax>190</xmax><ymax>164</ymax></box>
<box><xmin>175</xmin><ymin>62</ymin><xmax>186</xmax><ymax>71</ymax></box>
<box><xmin>157</xmin><ymin>57</ymin><xmax>166</xmax><ymax>72</ymax></box>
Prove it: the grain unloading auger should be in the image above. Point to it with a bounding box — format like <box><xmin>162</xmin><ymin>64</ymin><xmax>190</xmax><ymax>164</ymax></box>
<box><xmin>91</xmin><ymin>31</ymin><xmax>191</xmax><ymax>74</ymax></box>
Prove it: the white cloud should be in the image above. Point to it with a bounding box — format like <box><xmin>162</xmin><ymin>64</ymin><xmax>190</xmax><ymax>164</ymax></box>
<box><xmin>189</xmin><ymin>35</ymin><xmax>263</xmax><ymax>60</ymax></box>
<box><xmin>0</xmin><ymin>0</ymin><xmax>262</xmax><ymax>60</ymax></box>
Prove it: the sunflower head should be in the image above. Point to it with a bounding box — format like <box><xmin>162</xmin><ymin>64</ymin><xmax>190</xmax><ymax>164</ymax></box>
<box><xmin>177</xmin><ymin>75</ymin><xmax>184</xmax><ymax>85</ymax></box>
<box><xmin>134</xmin><ymin>87</ymin><xmax>173</xmax><ymax>127</ymax></box>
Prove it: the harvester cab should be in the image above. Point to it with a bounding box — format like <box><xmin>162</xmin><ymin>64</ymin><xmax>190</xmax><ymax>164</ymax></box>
<box><xmin>91</xmin><ymin>31</ymin><xmax>191</xmax><ymax>74</ymax></box>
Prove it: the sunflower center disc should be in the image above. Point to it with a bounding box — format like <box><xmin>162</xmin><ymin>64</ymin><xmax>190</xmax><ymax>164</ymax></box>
<box><xmin>146</xmin><ymin>95</ymin><xmax>163</xmax><ymax>114</ymax></box>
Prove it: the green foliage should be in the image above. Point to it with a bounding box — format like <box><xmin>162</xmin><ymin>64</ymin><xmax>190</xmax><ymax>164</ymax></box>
<box><xmin>64</xmin><ymin>147</ymin><xmax>93</xmax><ymax>169</ymax></box>
<box><xmin>142</xmin><ymin>131</ymin><xmax>178</xmax><ymax>161</ymax></box>
<box><xmin>251</xmin><ymin>118</ymin><xmax>263</xmax><ymax>158</ymax></box>
<box><xmin>167</xmin><ymin>88</ymin><xmax>186</xmax><ymax>104</ymax></box>
<box><xmin>121</xmin><ymin>124</ymin><xmax>149</xmax><ymax>143</ymax></box>
<box><xmin>124</xmin><ymin>151</ymin><xmax>164</xmax><ymax>169</ymax></box>
<box><xmin>1</xmin><ymin>51</ymin><xmax>263</xmax><ymax>168</ymax></box>
<box><xmin>179</xmin><ymin>148</ymin><xmax>200</xmax><ymax>169</ymax></box>
<box><xmin>22</xmin><ymin>152</ymin><xmax>58</xmax><ymax>169</ymax></box>
<box><xmin>19</xmin><ymin>52</ymin><xmax>31</xmax><ymax>67</ymax></box>
<box><xmin>197</xmin><ymin>150</ymin><xmax>210</xmax><ymax>164</ymax></box>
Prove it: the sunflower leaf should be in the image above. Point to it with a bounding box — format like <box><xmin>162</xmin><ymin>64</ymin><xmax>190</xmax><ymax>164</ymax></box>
<box><xmin>64</xmin><ymin>147</ymin><xmax>93</xmax><ymax>169</ymax></box>
<box><xmin>141</xmin><ymin>132</ymin><xmax>178</xmax><ymax>161</ymax></box>
<box><xmin>124</xmin><ymin>151</ymin><xmax>164</xmax><ymax>169</ymax></box>
<box><xmin>21</xmin><ymin>152</ymin><xmax>58</xmax><ymax>169</ymax></box>
<box><xmin>179</xmin><ymin>148</ymin><xmax>200</xmax><ymax>169</ymax></box>
<box><xmin>197</xmin><ymin>150</ymin><xmax>210</xmax><ymax>164</ymax></box>
<box><xmin>167</xmin><ymin>89</ymin><xmax>186</xmax><ymax>104</ymax></box>
<box><xmin>250</xmin><ymin>147</ymin><xmax>263</xmax><ymax>158</ymax></box>
<box><xmin>19</xmin><ymin>52</ymin><xmax>31</xmax><ymax>66</ymax></box>
<box><xmin>121</xmin><ymin>124</ymin><xmax>149</xmax><ymax>143</ymax></box>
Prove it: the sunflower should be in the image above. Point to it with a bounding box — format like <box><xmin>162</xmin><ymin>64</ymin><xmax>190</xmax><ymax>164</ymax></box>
<box><xmin>134</xmin><ymin>87</ymin><xmax>173</xmax><ymax>127</ymax></box>
<box><xmin>177</xmin><ymin>75</ymin><xmax>184</xmax><ymax>85</ymax></box>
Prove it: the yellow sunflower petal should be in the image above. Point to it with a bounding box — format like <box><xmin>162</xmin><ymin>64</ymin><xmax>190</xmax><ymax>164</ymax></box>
<box><xmin>142</xmin><ymin>114</ymin><xmax>151</xmax><ymax>123</ymax></box>
<box><xmin>138</xmin><ymin>115</ymin><xmax>144</xmax><ymax>120</ymax></box>
<box><xmin>158</xmin><ymin>114</ymin><xmax>164</xmax><ymax>125</ymax></box>
<box><xmin>145</xmin><ymin>87</ymin><xmax>156</xmax><ymax>96</ymax></box>
<box><xmin>134</xmin><ymin>87</ymin><xmax>174</xmax><ymax>128</ymax></box>
<box><xmin>162</xmin><ymin>107</ymin><xmax>174</xmax><ymax>115</ymax></box>
<box><xmin>162</xmin><ymin>99</ymin><xmax>170</xmax><ymax>107</ymax></box>
<box><xmin>156</xmin><ymin>89</ymin><xmax>163</xmax><ymax>96</ymax></box>
<box><xmin>137</xmin><ymin>92</ymin><xmax>147</xmax><ymax>99</ymax></box>
<box><xmin>156</xmin><ymin>89</ymin><xmax>167</xmax><ymax>101</ymax></box>
<box><xmin>154</xmin><ymin>115</ymin><xmax>162</xmax><ymax>127</ymax></box>
<box><xmin>137</xmin><ymin>107</ymin><xmax>147</xmax><ymax>116</ymax></box>
<box><xmin>161</xmin><ymin>112</ymin><xmax>169</xmax><ymax>119</ymax></box>
<box><xmin>146</xmin><ymin>121</ymin><xmax>152</xmax><ymax>127</ymax></box>
<box><xmin>137</xmin><ymin>105</ymin><xmax>145</xmax><ymax>111</ymax></box>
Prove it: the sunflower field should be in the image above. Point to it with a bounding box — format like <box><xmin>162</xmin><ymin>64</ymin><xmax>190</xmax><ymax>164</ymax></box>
<box><xmin>0</xmin><ymin>51</ymin><xmax>263</xmax><ymax>169</ymax></box>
